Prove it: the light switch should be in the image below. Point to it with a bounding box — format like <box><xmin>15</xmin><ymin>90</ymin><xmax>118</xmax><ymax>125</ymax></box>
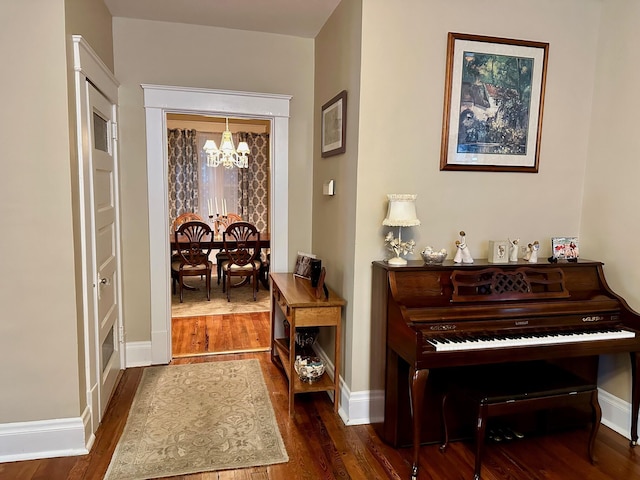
<box><xmin>323</xmin><ymin>180</ymin><xmax>335</xmax><ymax>196</ymax></box>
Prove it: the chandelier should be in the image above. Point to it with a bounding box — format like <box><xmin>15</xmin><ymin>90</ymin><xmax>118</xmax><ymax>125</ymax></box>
<box><xmin>203</xmin><ymin>117</ymin><xmax>250</xmax><ymax>169</ymax></box>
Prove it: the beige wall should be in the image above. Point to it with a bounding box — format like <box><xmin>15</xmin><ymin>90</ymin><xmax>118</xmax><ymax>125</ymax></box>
<box><xmin>583</xmin><ymin>0</ymin><xmax>640</xmax><ymax>399</ymax></box>
<box><xmin>317</xmin><ymin>0</ymin><xmax>605</xmax><ymax>394</ymax></box>
<box><xmin>65</xmin><ymin>0</ymin><xmax>114</xmax><ymax>71</ymax></box>
<box><xmin>0</xmin><ymin>1</ymin><xmax>81</xmax><ymax>422</ymax></box>
<box><xmin>112</xmin><ymin>18</ymin><xmax>315</xmax><ymax>342</ymax></box>
<box><xmin>313</xmin><ymin>0</ymin><xmax>362</xmax><ymax>389</ymax></box>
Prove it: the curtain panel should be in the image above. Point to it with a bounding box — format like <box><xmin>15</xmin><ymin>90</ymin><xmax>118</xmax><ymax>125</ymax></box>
<box><xmin>238</xmin><ymin>132</ymin><xmax>270</xmax><ymax>233</ymax></box>
<box><xmin>168</xmin><ymin>129</ymin><xmax>199</xmax><ymax>230</ymax></box>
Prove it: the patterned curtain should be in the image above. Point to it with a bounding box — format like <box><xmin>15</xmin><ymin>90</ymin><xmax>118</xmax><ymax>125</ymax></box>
<box><xmin>238</xmin><ymin>132</ymin><xmax>270</xmax><ymax>233</ymax></box>
<box><xmin>168</xmin><ymin>129</ymin><xmax>199</xmax><ymax>230</ymax></box>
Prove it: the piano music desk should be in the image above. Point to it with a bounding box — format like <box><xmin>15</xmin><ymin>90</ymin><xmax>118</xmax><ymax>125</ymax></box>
<box><xmin>269</xmin><ymin>272</ymin><xmax>346</xmax><ymax>416</ymax></box>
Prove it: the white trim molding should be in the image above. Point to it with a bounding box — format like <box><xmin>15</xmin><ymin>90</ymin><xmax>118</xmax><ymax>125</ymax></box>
<box><xmin>142</xmin><ymin>85</ymin><xmax>291</xmax><ymax>365</ymax></box>
<box><xmin>0</xmin><ymin>407</ymin><xmax>92</xmax><ymax>463</ymax></box>
<box><xmin>598</xmin><ymin>388</ymin><xmax>638</xmax><ymax>441</ymax></box>
<box><xmin>125</xmin><ymin>341</ymin><xmax>153</xmax><ymax>368</ymax></box>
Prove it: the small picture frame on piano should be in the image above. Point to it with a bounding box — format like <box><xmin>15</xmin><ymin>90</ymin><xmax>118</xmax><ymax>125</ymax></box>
<box><xmin>487</xmin><ymin>240</ymin><xmax>510</xmax><ymax>264</ymax></box>
<box><xmin>551</xmin><ymin>236</ymin><xmax>579</xmax><ymax>260</ymax></box>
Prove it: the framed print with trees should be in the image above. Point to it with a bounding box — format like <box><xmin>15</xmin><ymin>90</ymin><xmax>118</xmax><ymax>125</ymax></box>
<box><xmin>321</xmin><ymin>90</ymin><xmax>347</xmax><ymax>157</ymax></box>
<box><xmin>440</xmin><ymin>33</ymin><xmax>549</xmax><ymax>173</ymax></box>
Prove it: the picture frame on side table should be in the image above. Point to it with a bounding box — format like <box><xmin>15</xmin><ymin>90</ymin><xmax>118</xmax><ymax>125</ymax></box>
<box><xmin>488</xmin><ymin>240</ymin><xmax>510</xmax><ymax>264</ymax></box>
<box><xmin>321</xmin><ymin>90</ymin><xmax>347</xmax><ymax>157</ymax></box>
<box><xmin>440</xmin><ymin>32</ymin><xmax>549</xmax><ymax>173</ymax></box>
<box><xmin>294</xmin><ymin>251</ymin><xmax>317</xmax><ymax>279</ymax></box>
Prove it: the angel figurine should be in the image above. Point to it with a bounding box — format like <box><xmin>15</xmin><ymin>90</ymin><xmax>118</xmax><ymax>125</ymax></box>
<box><xmin>509</xmin><ymin>238</ymin><xmax>519</xmax><ymax>262</ymax></box>
<box><xmin>528</xmin><ymin>240</ymin><xmax>540</xmax><ymax>263</ymax></box>
<box><xmin>453</xmin><ymin>230</ymin><xmax>474</xmax><ymax>264</ymax></box>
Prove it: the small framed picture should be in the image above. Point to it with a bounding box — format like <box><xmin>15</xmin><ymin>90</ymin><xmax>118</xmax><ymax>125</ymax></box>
<box><xmin>293</xmin><ymin>251</ymin><xmax>317</xmax><ymax>279</ymax></box>
<box><xmin>488</xmin><ymin>240</ymin><xmax>510</xmax><ymax>264</ymax></box>
<box><xmin>321</xmin><ymin>90</ymin><xmax>347</xmax><ymax>157</ymax></box>
<box><xmin>551</xmin><ymin>237</ymin><xmax>579</xmax><ymax>260</ymax></box>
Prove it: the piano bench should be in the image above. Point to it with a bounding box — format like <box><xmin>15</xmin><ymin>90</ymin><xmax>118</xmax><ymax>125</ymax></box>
<box><xmin>439</xmin><ymin>361</ymin><xmax>601</xmax><ymax>480</ymax></box>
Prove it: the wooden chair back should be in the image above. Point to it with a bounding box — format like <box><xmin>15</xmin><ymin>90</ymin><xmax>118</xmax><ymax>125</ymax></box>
<box><xmin>213</xmin><ymin>213</ymin><xmax>243</xmax><ymax>237</ymax></box>
<box><xmin>172</xmin><ymin>212</ymin><xmax>204</xmax><ymax>232</ymax></box>
<box><xmin>221</xmin><ymin>221</ymin><xmax>262</xmax><ymax>301</ymax></box>
<box><xmin>171</xmin><ymin>220</ymin><xmax>214</xmax><ymax>302</ymax></box>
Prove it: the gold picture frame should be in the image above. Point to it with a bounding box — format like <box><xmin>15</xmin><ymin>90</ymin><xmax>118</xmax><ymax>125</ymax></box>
<box><xmin>440</xmin><ymin>33</ymin><xmax>549</xmax><ymax>173</ymax></box>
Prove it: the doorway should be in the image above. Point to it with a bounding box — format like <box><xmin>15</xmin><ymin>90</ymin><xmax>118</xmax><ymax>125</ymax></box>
<box><xmin>143</xmin><ymin>85</ymin><xmax>291</xmax><ymax>365</ymax></box>
<box><xmin>72</xmin><ymin>36</ymin><xmax>125</xmax><ymax>437</ymax></box>
<box><xmin>167</xmin><ymin>113</ymin><xmax>272</xmax><ymax>357</ymax></box>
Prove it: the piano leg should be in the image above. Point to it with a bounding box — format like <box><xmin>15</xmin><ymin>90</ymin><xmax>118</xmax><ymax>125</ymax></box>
<box><xmin>631</xmin><ymin>352</ymin><xmax>640</xmax><ymax>447</ymax></box>
<box><xmin>409</xmin><ymin>366</ymin><xmax>429</xmax><ymax>480</ymax></box>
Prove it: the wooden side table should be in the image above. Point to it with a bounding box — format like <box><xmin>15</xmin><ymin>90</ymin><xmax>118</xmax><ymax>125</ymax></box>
<box><xmin>269</xmin><ymin>272</ymin><xmax>346</xmax><ymax>415</ymax></box>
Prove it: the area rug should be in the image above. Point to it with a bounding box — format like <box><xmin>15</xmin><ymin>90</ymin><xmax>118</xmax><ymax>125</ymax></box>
<box><xmin>104</xmin><ymin>360</ymin><xmax>288</xmax><ymax>480</ymax></box>
<box><xmin>171</xmin><ymin>274</ymin><xmax>270</xmax><ymax>317</ymax></box>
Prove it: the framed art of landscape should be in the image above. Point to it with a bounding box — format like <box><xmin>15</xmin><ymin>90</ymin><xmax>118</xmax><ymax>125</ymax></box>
<box><xmin>321</xmin><ymin>90</ymin><xmax>347</xmax><ymax>157</ymax></box>
<box><xmin>440</xmin><ymin>33</ymin><xmax>549</xmax><ymax>173</ymax></box>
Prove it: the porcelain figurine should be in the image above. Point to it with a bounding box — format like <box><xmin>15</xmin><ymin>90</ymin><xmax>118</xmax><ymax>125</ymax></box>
<box><xmin>528</xmin><ymin>240</ymin><xmax>540</xmax><ymax>263</ymax></box>
<box><xmin>509</xmin><ymin>238</ymin><xmax>519</xmax><ymax>262</ymax></box>
<box><xmin>453</xmin><ymin>230</ymin><xmax>474</xmax><ymax>264</ymax></box>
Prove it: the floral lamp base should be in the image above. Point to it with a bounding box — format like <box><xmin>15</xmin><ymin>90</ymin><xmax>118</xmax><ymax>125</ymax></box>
<box><xmin>387</xmin><ymin>255</ymin><xmax>407</xmax><ymax>266</ymax></box>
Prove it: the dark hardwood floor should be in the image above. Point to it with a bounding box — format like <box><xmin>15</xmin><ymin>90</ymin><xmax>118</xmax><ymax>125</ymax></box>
<box><xmin>2</xmin><ymin>313</ymin><xmax>640</xmax><ymax>479</ymax></box>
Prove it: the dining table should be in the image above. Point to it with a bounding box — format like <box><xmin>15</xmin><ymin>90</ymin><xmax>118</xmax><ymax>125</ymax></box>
<box><xmin>170</xmin><ymin>232</ymin><xmax>271</xmax><ymax>289</ymax></box>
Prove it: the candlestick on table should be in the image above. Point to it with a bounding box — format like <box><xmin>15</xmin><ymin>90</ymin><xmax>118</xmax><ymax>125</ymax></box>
<box><xmin>215</xmin><ymin>198</ymin><xmax>219</xmax><ymax>215</ymax></box>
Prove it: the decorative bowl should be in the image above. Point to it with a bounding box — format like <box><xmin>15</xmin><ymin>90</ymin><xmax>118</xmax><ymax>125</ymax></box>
<box><xmin>421</xmin><ymin>247</ymin><xmax>448</xmax><ymax>265</ymax></box>
<box><xmin>294</xmin><ymin>356</ymin><xmax>325</xmax><ymax>383</ymax></box>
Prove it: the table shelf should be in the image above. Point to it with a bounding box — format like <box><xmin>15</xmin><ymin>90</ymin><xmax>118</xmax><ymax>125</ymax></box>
<box><xmin>270</xmin><ymin>273</ymin><xmax>345</xmax><ymax>415</ymax></box>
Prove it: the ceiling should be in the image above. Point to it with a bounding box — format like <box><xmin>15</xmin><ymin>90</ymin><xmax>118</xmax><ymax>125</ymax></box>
<box><xmin>104</xmin><ymin>0</ymin><xmax>341</xmax><ymax>38</ymax></box>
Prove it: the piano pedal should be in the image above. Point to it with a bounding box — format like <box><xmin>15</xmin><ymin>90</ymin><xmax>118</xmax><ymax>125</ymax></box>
<box><xmin>488</xmin><ymin>429</ymin><xmax>503</xmax><ymax>442</ymax></box>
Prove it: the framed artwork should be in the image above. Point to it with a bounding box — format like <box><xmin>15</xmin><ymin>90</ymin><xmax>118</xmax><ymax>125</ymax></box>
<box><xmin>293</xmin><ymin>251</ymin><xmax>316</xmax><ymax>279</ymax></box>
<box><xmin>440</xmin><ymin>32</ymin><xmax>549</xmax><ymax>173</ymax></box>
<box><xmin>487</xmin><ymin>240</ymin><xmax>509</xmax><ymax>264</ymax></box>
<box><xmin>551</xmin><ymin>236</ymin><xmax>579</xmax><ymax>260</ymax></box>
<box><xmin>321</xmin><ymin>90</ymin><xmax>347</xmax><ymax>157</ymax></box>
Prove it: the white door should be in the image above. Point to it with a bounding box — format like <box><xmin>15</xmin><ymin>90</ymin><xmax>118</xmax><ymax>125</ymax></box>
<box><xmin>89</xmin><ymin>84</ymin><xmax>122</xmax><ymax>417</ymax></box>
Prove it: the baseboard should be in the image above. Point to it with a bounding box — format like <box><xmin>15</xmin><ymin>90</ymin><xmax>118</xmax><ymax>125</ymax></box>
<box><xmin>0</xmin><ymin>413</ymin><xmax>89</xmax><ymax>463</ymax></box>
<box><xmin>125</xmin><ymin>340</ymin><xmax>153</xmax><ymax>367</ymax></box>
<box><xmin>598</xmin><ymin>388</ymin><xmax>637</xmax><ymax>440</ymax></box>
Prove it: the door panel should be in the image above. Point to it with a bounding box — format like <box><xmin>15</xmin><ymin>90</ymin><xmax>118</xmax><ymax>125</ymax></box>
<box><xmin>90</xmin><ymin>84</ymin><xmax>121</xmax><ymax>417</ymax></box>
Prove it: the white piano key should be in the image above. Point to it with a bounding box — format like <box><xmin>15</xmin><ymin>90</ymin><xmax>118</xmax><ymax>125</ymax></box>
<box><xmin>427</xmin><ymin>329</ymin><xmax>636</xmax><ymax>352</ymax></box>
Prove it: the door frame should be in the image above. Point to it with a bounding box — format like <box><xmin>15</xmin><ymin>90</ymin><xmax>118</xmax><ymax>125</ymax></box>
<box><xmin>143</xmin><ymin>85</ymin><xmax>291</xmax><ymax>364</ymax></box>
<box><xmin>72</xmin><ymin>36</ymin><xmax>125</xmax><ymax>439</ymax></box>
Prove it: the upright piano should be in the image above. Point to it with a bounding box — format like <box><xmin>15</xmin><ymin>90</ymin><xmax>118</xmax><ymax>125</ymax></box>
<box><xmin>371</xmin><ymin>259</ymin><xmax>640</xmax><ymax>480</ymax></box>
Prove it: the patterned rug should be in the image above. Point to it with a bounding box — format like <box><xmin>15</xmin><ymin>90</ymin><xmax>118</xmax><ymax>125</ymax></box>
<box><xmin>104</xmin><ymin>360</ymin><xmax>288</xmax><ymax>480</ymax></box>
<box><xmin>171</xmin><ymin>274</ymin><xmax>270</xmax><ymax>317</ymax></box>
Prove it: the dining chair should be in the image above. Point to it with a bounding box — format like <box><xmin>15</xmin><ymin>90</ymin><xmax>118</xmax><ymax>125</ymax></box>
<box><xmin>171</xmin><ymin>220</ymin><xmax>214</xmax><ymax>303</ymax></box>
<box><xmin>213</xmin><ymin>213</ymin><xmax>242</xmax><ymax>284</ymax></box>
<box><xmin>221</xmin><ymin>221</ymin><xmax>262</xmax><ymax>302</ymax></box>
<box><xmin>172</xmin><ymin>212</ymin><xmax>204</xmax><ymax>232</ymax></box>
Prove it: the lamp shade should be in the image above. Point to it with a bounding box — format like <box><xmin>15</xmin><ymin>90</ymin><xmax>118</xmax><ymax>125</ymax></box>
<box><xmin>383</xmin><ymin>194</ymin><xmax>421</xmax><ymax>227</ymax></box>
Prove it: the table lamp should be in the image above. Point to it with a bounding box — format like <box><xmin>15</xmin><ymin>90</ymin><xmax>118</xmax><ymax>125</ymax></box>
<box><xmin>383</xmin><ymin>194</ymin><xmax>421</xmax><ymax>265</ymax></box>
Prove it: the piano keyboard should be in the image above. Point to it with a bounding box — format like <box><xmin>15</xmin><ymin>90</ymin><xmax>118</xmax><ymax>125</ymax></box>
<box><xmin>426</xmin><ymin>328</ymin><xmax>636</xmax><ymax>352</ymax></box>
